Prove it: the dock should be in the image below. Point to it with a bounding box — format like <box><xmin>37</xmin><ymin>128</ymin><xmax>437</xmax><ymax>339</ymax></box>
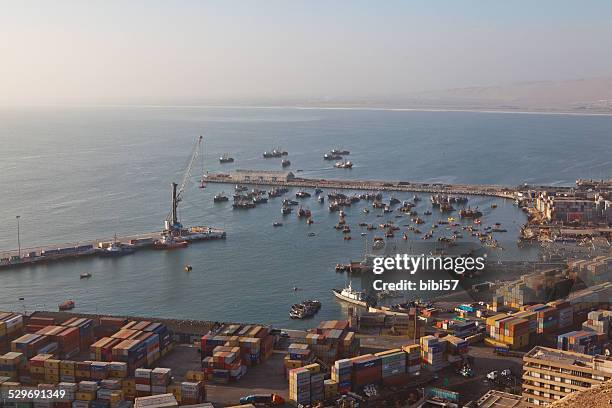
<box><xmin>0</xmin><ymin>226</ymin><xmax>226</xmax><ymax>270</ymax></box>
<box><xmin>203</xmin><ymin>170</ymin><xmax>572</xmax><ymax>199</ymax></box>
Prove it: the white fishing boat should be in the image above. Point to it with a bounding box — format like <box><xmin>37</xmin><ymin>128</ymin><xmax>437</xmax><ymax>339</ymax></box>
<box><xmin>332</xmin><ymin>281</ymin><xmax>370</xmax><ymax>307</ymax></box>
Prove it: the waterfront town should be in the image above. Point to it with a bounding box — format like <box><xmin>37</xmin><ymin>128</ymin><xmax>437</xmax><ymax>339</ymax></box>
<box><xmin>1</xmin><ymin>172</ymin><xmax>611</xmax><ymax>408</ymax></box>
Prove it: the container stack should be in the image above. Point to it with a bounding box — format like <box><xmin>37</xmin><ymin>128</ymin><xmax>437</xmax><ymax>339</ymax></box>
<box><xmin>135</xmin><ymin>331</ymin><xmax>160</xmax><ymax>366</ymax></box>
<box><xmin>0</xmin><ymin>313</ymin><xmax>24</xmax><ymax>354</ymax></box>
<box><xmin>331</xmin><ymin>358</ymin><xmax>353</xmax><ymax>394</ymax></box>
<box><xmin>324</xmin><ymin>378</ymin><xmax>338</xmax><ymax>400</ymax></box>
<box><xmin>76</xmin><ymin>361</ymin><xmax>92</xmax><ymax>381</ymax></box>
<box><xmin>96</xmin><ymin>317</ymin><xmax>128</xmax><ymax>338</ymax></box>
<box><xmin>350</xmin><ymin>354</ymin><xmax>382</xmax><ymax>390</ymax></box>
<box><xmin>374</xmin><ymin>349</ymin><xmax>408</xmax><ymax>386</ymax></box>
<box><xmin>44</xmin><ymin>357</ymin><xmax>61</xmax><ymax>383</ymax></box>
<box><xmin>238</xmin><ymin>337</ymin><xmax>261</xmax><ymax>367</ymax></box>
<box><xmin>548</xmin><ymin>300</ymin><xmax>574</xmax><ymax>330</ymax></box>
<box><xmin>112</xmin><ymin>339</ymin><xmax>146</xmax><ymax>374</ymax></box>
<box><xmin>28</xmin><ymin>353</ymin><xmax>52</xmax><ymax>383</ymax></box>
<box><xmin>97</xmin><ymin>379</ymin><xmax>123</xmax><ymax>403</ymax></box>
<box><xmin>420</xmin><ymin>336</ymin><xmax>448</xmax><ymax>371</ymax></box>
<box><xmin>0</xmin><ymin>351</ymin><xmax>26</xmax><ymax>381</ymax></box>
<box><xmin>61</xmin><ymin>318</ymin><xmax>94</xmax><ymax>351</ymax></box>
<box><xmin>58</xmin><ymin>381</ymin><xmax>78</xmax><ymax>403</ymax></box>
<box><xmin>24</xmin><ymin>316</ymin><xmax>55</xmax><ymax>334</ymax></box>
<box><xmin>485</xmin><ymin>314</ymin><xmax>531</xmax><ymax>350</ymax></box>
<box><xmin>582</xmin><ymin>310</ymin><xmax>612</xmax><ymax>337</ymax></box>
<box><xmin>60</xmin><ymin>360</ymin><xmax>76</xmax><ymax>382</ymax></box>
<box><xmin>288</xmin><ymin>367</ymin><xmax>311</xmax><ymax>406</ymax></box>
<box><xmin>203</xmin><ymin>345</ymin><xmax>245</xmax><ymax>383</ymax></box>
<box><xmin>151</xmin><ymin>367</ymin><xmax>171</xmax><ymax>395</ymax></box>
<box><xmin>90</xmin><ymin>361</ymin><xmax>110</xmax><ymax>380</ymax></box>
<box><xmin>11</xmin><ymin>333</ymin><xmax>51</xmax><ymax>359</ymax></box>
<box><xmin>76</xmin><ymin>380</ymin><xmax>98</xmax><ymax>404</ymax></box>
<box><xmin>284</xmin><ymin>343</ymin><xmax>312</xmax><ymax>375</ymax></box>
<box><xmin>443</xmin><ymin>336</ymin><xmax>468</xmax><ymax>355</ymax></box>
<box><xmin>180</xmin><ymin>381</ymin><xmax>206</xmax><ymax>405</ymax></box>
<box><xmin>134</xmin><ymin>368</ymin><xmax>152</xmax><ymax>397</ymax></box>
<box><xmin>529</xmin><ymin>305</ymin><xmax>559</xmax><ymax>334</ymax></box>
<box><xmin>402</xmin><ymin>344</ymin><xmax>421</xmax><ymax>376</ymax></box>
<box><xmin>91</xmin><ymin>337</ymin><xmax>122</xmax><ymax>361</ymax></box>
<box><xmin>451</xmin><ymin>321</ymin><xmax>477</xmax><ymax>338</ymax></box>
<box><xmin>557</xmin><ymin>330</ymin><xmax>607</xmax><ymax>355</ymax></box>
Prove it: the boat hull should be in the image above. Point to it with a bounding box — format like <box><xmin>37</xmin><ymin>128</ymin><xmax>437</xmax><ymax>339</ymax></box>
<box><xmin>332</xmin><ymin>289</ymin><xmax>368</xmax><ymax>307</ymax></box>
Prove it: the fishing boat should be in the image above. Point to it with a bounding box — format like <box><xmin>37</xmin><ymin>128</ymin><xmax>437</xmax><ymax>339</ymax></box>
<box><xmin>281</xmin><ymin>159</ymin><xmax>291</xmax><ymax>167</ymax></box>
<box><xmin>331</xmin><ymin>149</ymin><xmax>350</xmax><ymax>155</ymax></box>
<box><xmin>263</xmin><ymin>148</ymin><xmax>286</xmax><ymax>158</ymax></box>
<box><xmin>213</xmin><ymin>192</ymin><xmax>229</xmax><ymax>202</ymax></box>
<box><xmin>318</xmin><ymin>195</ymin><xmax>324</xmax><ymax>203</ymax></box>
<box><xmin>273</xmin><ymin>221</ymin><xmax>283</xmax><ymax>227</ymax></box>
<box><xmin>80</xmin><ymin>272</ymin><xmax>92</xmax><ymax>279</ymax></box>
<box><xmin>281</xmin><ymin>206</ymin><xmax>292</xmax><ymax>215</ymax></box>
<box><xmin>219</xmin><ymin>154</ymin><xmax>234</xmax><ymax>163</ymax></box>
<box><xmin>372</xmin><ymin>236</ymin><xmax>385</xmax><ymax>249</ymax></box>
<box><xmin>59</xmin><ymin>300</ymin><xmax>75</xmax><ymax>311</ymax></box>
<box><xmin>235</xmin><ymin>185</ymin><xmax>248</xmax><ymax>192</ymax></box>
<box><xmin>296</xmin><ymin>191</ymin><xmax>311</xmax><ymax>198</ymax></box>
<box><xmin>363</xmin><ymin>208</ymin><xmax>369</xmax><ymax>214</ymax></box>
<box><xmin>297</xmin><ymin>207</ymin><xmax>312</xmax><ymax>218</ymax></box>
<box><xmin>459</xmin><ymin>208</ymin><xmax>483</xmax><ymax>218</ymax></box>
<box><xmin>252</xmin><ymin>196</ymin><xmax>268</xmax><ymax>204</ymax></box>
<box><xmin>332</xmin><ymin>282</ymin><xmax>373</xmax><ymax>307</ymax></box>
<box><xmin>184</xmin><ymin>265</ymin><xmax>192</xmax><ymax>272</ymax></box>
<box><xmin>314</xmin><ymin>188</ymin><xmax>323</xmax><ymax>194</ymax></box>
<box><xmin>283</xmin><ymin>199</ymin><xmax>299</xmax><ymax>206</ymax></box>
<box><xmin>424</xmin><ymin>210</ymin><xmax>432</xmax><ymax>216</ymax></box>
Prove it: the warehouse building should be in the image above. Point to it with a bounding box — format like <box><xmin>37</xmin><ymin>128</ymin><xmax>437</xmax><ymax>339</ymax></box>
<box><xmin>522</xmin><ymin>346</ymin><xmax>612</xmax><ymax>407</ymax></box>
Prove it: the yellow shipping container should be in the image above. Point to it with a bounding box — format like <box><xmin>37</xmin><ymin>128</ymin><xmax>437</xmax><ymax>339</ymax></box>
<box><xmin>76</xmin><ymin>391</ymin><xmax>96</xmax><ymax>401</ymax></box>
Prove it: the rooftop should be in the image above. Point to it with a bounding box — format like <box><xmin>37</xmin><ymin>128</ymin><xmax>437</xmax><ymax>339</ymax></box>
<box><xmin>476</xmin><ymin>390</ymin><xmax>522</xmax><ymax>408</ymax></box>
<box><xmin>526</xmin><ymin>346</ymin><xmax>612</xmax><ymax>367</ymax></box>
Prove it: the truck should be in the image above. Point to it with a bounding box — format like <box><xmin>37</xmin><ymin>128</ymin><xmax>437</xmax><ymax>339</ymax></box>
<box><xmin>239</xmin><ymin>394</ymin><xmax>285</xmax><ymax>406</ymax></box>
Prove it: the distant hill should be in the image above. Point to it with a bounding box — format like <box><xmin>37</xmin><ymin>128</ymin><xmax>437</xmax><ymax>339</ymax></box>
<box><xmin>411</xmin><ymin>78</ymin><xmax>612</xmax><ymax>113</ymax></box>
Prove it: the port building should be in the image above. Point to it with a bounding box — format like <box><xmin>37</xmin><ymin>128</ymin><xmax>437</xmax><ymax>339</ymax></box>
<box><xmin>521</xmin><ymin>346</ymin><xmax>612</xmax><ymax>407</ymax></box>
<box><xmin>224</xmin><ymin>169</ymin><xmax>296</xmax><ymax>184</ymax></box>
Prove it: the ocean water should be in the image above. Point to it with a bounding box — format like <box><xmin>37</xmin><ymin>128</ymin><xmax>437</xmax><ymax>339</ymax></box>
<box><xmin>0</xmin><ymin>106</ymin><xmax>610</xmax><ymax>328</ymax></box>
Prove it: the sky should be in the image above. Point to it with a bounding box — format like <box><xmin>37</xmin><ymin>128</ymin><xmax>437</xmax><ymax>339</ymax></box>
<box><xmin>1</xmin><ymin>0</ymin><xmax>612</xmax><ymax>105</ymax></box>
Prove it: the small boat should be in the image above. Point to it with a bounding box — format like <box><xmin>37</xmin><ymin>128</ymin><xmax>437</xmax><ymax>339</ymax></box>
<box><xmin>219</xmin><ymin>154</ymin><xmax>234</xmax><ymax>163</ymax></box>
<box><xmin>331</xmin><ymin>149</ymin><xmax>350</xmax><ymax>155</ymax></box>
<box><xmin>281</xmin><ymin>159</ymin><xmax>291</xmax><ymax>168</ymax></box>
<box><xmin>252</xmin><ymin>196</ymin><xmax>268</xmax><ymax>204</ymax></box>
<box><xmin>491</xmin><ymin>203</ymin><xmax>498</xmax><ymax>209</ymax></box>
<box><xmin>263</xmin><ymin>148</ymin><xmax>286</xmax><ymax>158</ymax></box>
<box><xmin>153</xmin><ymin>236</ymin><xmax>189</xmax><ymax>249</ymax></box>
<box><xmin>413</xmin><ymin>195</ymin><xmax>421</xmax><ymax>202</ymax></box>
<box><xmin>424</xmin><ymin>210</ymin><xmax>432</xmax><ymax>216</ymax></box>
<box><xmin>273</xmin><ymin>222</ymin><xmax>283</xmax><ymax>227</ymax></box>
<box><xmin>318</xmin><ymin>195</ymin><xmax>324</xmax><ymax>203</ymax></box>
<box><xmin>306</xmin><ymin>218</ymin><xmax>314</xmax><ymax>225</ymax></box>
<box><xmin>372</xmin><ymin>237</ymin><xmax>385</xmax><ymax>249</ymax></box>
<box><xmin>332</xmin><ymin>282</ymin><xmax>373</xmax><ymax>307</ymax></box>
<box><xmin>232</xmin><ymin>201</ymin><xmax>256</xmax><ymax>209</ymax></box>
<box><xmin>363</xmin><ymin>208</ymin><xmax>369</xmax><ymax>214</ymax></box>
<box><xmin>213</xmin><ymin>192</ymin><xmax>229</xmax><ymax>202</ymax></box>
<box><xmin>296</xmin><ymin>191</ymin><xmax>311</xmax><ymax>198</ymax></box>
<box><xmin>324</xmin><ymin>152</ymin><xmax>342</xmax><ymax>160</ymax></box>
<box><xmin>334</xmin><ymin>160</ymin><xmax>353</xmax><ymax>169</ymax></box>
<box><xmin>281</xmin><ymin>206</ymin><xmax>292</xmax><ymax>215</ymax></box>
<box><xmin>297</xmin><ymin>207</ymin><xmax>312</xmax><ymax>218</ymax></box>
<box><xmin>283</xmin><ymin>199</ymin><xmax>299</xmax><ymax>206</ymax></box>
<box><xmin>361</xmin><ymin>232</ymin><xmax>367</xmax><ymax>236</ymax></box>
<box><xmin>101</xmin><ymin>241</ymin><xmax>135</xmax><ymax>257</ymax></box>
<box><xmin>314</xmin><ymin>188</ymin><xmax>323</xmax><ymax>194</ymax></box>
<box><xmin>184</xmin><ymin>265</ymin><xmax>192</xmax><ymax>272</ymax></box>
<box><xmin>80</xmin><ymin>272</ymin><xmax>92</xmax><ymax>279</ymax></box>
<box><xmin>344</xmin><ymin>235</ymin><xmax>352</xmax><ymax>240</ymax></box>
<box><xmin>59</xmin><ymin>300</ymin><xmax>75</xmax><ymax>311</ymax></box>
<box><xmin>235</xmin><ymin>185</ymin><xmax>248</xmax><ymax>192</ymax></box>
<box><xmin>308</xmin><ymin>232</ymin><xmax>316</xmax><ymax>237</ymax></box>
<box><xmin>389</xmin><ymin>197</ymin><xmax>400</xmax><ymax>205</ymax></box>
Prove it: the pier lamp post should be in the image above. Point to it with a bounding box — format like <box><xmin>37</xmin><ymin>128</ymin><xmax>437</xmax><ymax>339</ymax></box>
<box><xmin>16</xmin><ymin>215</ymin><xmax>21</xmax><ymax>258</ymax></box>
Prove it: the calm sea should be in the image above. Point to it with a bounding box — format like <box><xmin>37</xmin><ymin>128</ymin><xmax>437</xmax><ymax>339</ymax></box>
<box><xmin>0</xmin><ymin>106</ymin><xmax>610</xmax><ymax>328</ymax></box>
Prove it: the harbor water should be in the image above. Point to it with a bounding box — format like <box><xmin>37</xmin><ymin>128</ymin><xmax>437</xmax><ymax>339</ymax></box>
<box><xmin>1</xmin><ymin>106</ymin><xmax>611</xmax><ymax>328</ymax></box>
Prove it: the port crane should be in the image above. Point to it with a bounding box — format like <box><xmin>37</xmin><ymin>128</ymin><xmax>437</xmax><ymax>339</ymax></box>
<box><xmin>164</xmin><ymin>135</ymin><xmax>204</xmax><ymax>234</ymax></box>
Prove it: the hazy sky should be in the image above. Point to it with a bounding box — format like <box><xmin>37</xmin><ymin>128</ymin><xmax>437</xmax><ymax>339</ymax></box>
<box><xmin>2</xmin><ymin>0</ymin><xmax>612</xmax><ymax>105</ymax></box>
